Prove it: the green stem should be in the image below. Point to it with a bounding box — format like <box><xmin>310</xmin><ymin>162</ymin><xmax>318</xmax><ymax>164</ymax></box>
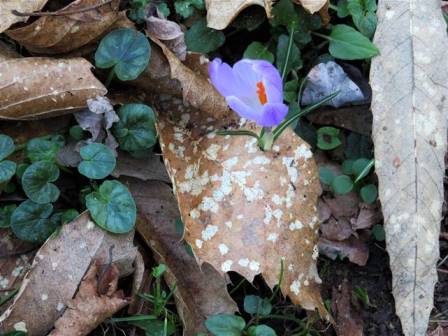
<box><xmin>105</xmin><ymin>68</ymin><xmax>115</xmax><ymax>87</ymax></box>
<box><xmin>258</xmin><ymin>128</ymin><xmax>274</xmax><ymax>151</ymax></box>
<box><xmin>216</xmin><ymin>130</ymin><xmax>259</xmax><ymax>139</ymax></box>
<box><xmin>269</xmin><ymin>259</ymin><xmax>284</xmax><ymax>302</ymax></box>
<box><xmin>281</xmin><ymin>27</ymin><xmax>295</xmax><ymax>81</ymax></box>
<box><xmin>229</xmin><ymin>278</ymin><xmax>247</xmax><ymax>295</ymax></box>
<box><xmin>310</xmin><ymin>31</ymin><xmax>330</xmax><ymax>41</ymax></box>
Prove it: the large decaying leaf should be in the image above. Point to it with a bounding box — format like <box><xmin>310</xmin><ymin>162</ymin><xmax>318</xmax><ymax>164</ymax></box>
<box><xmin>205</xmin><ymin>0</ymin><xmax>273</xmax><ymax>30</ymax></box>
<box><xmin>0</xmin><ymin>0</ymin><xmax>48</xmax><ymax>33</ymax></box>
<box><xmin>0</xmin><ymin>58</ymin><xmax>106</xmax><ymax>120</ymax></box>
<box><xmin>370</xmin><ymin>1</ymin><xmax>448</xmax><ymax>335</ymax></box>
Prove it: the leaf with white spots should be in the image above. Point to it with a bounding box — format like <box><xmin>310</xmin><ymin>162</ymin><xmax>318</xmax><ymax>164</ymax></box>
<box><xmin>155</xmin><ymin>96</ymin><xmax>327</xmax><ymax>317</ymax></box>
<box><xmin>370</xmin><ymin>1</ymin><xmax>448</xmax><ymax>335</ymax></box>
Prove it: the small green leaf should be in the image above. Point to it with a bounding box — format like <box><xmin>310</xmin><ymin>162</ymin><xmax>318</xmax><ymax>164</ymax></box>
<box><xmin>276</xmin><ymin>34</ymin><xmax>302</xmax><ymax>78</ymax></box>
<box><xmin>360</xmin><ymin>184</ymin><xmax>377</xmax><ymax>204</ymax></box>
<box><xmin>348</xmin><ymin>0</ymin><xmax>377</xmax><ymax>38</ymax></box>
<box><xmin>95</xmin><ymin>28</ymin><xmax>151</xmax><ymax>81</ymax></box>
<box><xmin>352</xmin><ymin>158</ymin><xmax>374</xmax><ymax>182</ymax></box>
<box><xmin>152</xmin><ymin>264</ymin><xmax>167</xmax><ymax>278</ymax></box>
<box><xmin>331</xmin><ymin>175</ymin><xmax>354</xmax><ymax>194</ymax></box>
<box><xmin>69</xmin><ymin>125</ymin><xmax>85</xmax><ymax>141</ymax></box>
<box><xmin>243</xmin><ymin>42</ymin><xmax>274</xmax><ymax>63</ymax></box>
<box><xmin>78</xmin><ymin>143</ymin><xmax>116</xmax><ymax>179</ymax></box>
<box><xmin>243</xmin><ymin>295</ymin><xmax>272</xmax><ymax>316</ymax></box>
<box><xmin>0</xmin><ymin>134</ymin><xmax>15</xmax><ymax>161</ymax></box>
<box><xmin>26</xmin><ymin>137</ymin><xmax>62</xmax><ymax>163</ymax></box>
<box><xmin>0</xmin><ymin>204</ymin><xmax>17</xmax><ymax>228</ymax></box>
<box><xmin>10</xmin><ymin>200</ymin><xmax>60</xmax><ymax>242</ymax></box>
<box><xmin>175</xmin><ymin>0</ymin><xmax>205</xmax><ymax>18</ymax></box>
<box><xmin>327</xmin><ymin>24</ymin><xmax>379</xmax><ymax>60</ymax></box>
<box><xmin>319</xmin><ymin>167</ymin><xmax>335</xmax><ymax>185</ymax></box>
<box><xmin>0</xmin><ymin>161</ymin><xmax>16</xmax><ymax>183</ymax></box>
<box><xmin>86</xmin><ymin>180</ymin><xmax>136</xmax><ymax>233</ymax></box>
<box><xmin>185</xmin><ymin>19</ymin><xmax>225</xmax><ymax>53</ymax></box>
<box><xmin>248</xmin><ymin>325</ymin><xmax>277</xmax><ymax>336</ymax></box>
<box><xmin>22</xmin><ymin>161</ymin><xmax>60</xmax><ymax>204</ymax></box>
<box><xmin>271</xmin><ymin>0</ymin><xmax>300</xmax><ymax>31</ymax></box>
<box><xmin>205</xmin><ymin>314</ymin><xmax>246</xmax><ymax>336</ymax></box>
<box><xmin>113</xmin><ymin>104</ymin><xmax>157</xmax><ymax>153</ymax></box>
<box><xmin>284</xmin><ymin>79</ymin><xmax>299</xmax><ymax>103</ymax></box>
<box><xmin>341</xmin><ymin>159</ymin><xmax>355</xmax><ymax>175</ymax></box>
<box><xmin>372</xmin><ymin>224</ymin><xmax>385</xmax><ymax>241</ymax></box>
<box><xmin>128</xmin><ymin>0</ymin><xmax>151</xmax><ymax>23</ymax></box>
<box><xmin>352</xmin><ymin>286</ymin><xmax>370</xmax><ymax>307</ymax></box>
<box><xmin>61</xmin><ymin>209</ymin><xmax>80</xmax><ymax>224</ymax></box>
<box><xmin>317</xmin><ymin>127</ymin><xmax>341</xmax><ymax>150</ymax></box>
<box><xmin>337</xmin><ymin>0</ymin><xmax>350</xmax><ymax>18</ymax></box>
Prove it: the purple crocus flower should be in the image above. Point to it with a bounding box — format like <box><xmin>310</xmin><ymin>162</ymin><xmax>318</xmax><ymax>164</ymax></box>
<box><xmin>209</xmin><ymin>58</ymin><xmax>288</xmax><ymax>127</ymax></box>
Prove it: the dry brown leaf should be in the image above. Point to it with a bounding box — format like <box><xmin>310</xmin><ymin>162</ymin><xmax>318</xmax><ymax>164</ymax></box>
<box><xmin>49</xmin><ymin>261</ymin><xmax>129</xmax><ymax>336</ymax></box>
<box><xmin>154</xmin><ymin>95</ymin><xmax>327</xmax><ymax>317</ymax></box>
<box><xmin>293</xmin><ymin>0</ymin><xmax>327</xmax><ymax>14</ymax></box>
<box><xmin>332</xmin><ymin>281</ymin><xmax>364</xmax><ymax>336</ymax></box>
<box><xmin>0</xmin><ymin>57</ymin><xmax>106</xmax><ymax>120</ymax></box>
<box><xmin>0</xmin><ymin>0</ymin><xmax>48</xmax><ymax>33</ymax></box>
<box><xmin>352</xmin><ymin>204</ymin><xmax>381</xmax><ymax>231</ymax></box>
<box><xmin>123</xmin><ymin>177</ymin><xmax>237</xmax><ymax>334</ymax></box>
<box><xmin>318</xmin><ymin>237</ymin><xmax>369</xmax><ymax>266</ymax></box>
<box><xmin>0</xmin><ymin>41</ymin><xmax>20</xmax><ymax>62</ymax></box>
<box><xmin>5</xmin><ymin>0</ymin><xmax>120</xmax><ymax>54</ymax></box>
<box><xmin>370</xmin><ymin>1</ymin><xmax>448</xmax><ymax>334</ymax></box>
<box><xmin>0</xmin><ymin>212</ymin><xmax>137</xmax><ymax>335</ymax></box>
<box><xmin>320</xmin><ymin>218</ymin><xmax>353</xmax><ymax>241</ymax></box>
<box><xmin>205</xmin><ymin>0</ymin><xmax>273</xmax><ymax>30</ymax></box>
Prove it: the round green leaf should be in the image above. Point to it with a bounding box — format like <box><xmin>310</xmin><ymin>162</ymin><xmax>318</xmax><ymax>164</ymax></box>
<box><xmin>0</xmin><ymin>160</ymin><xmax>16</xmax><ymax>183</ymax></box>
<box><xmin>95</xmin><ymin>28</ymin><xmax>151</xmax><ymax>81</ymax></box>
<box><xmin>353</xmin><ymin>158</ymin><xmax>374</xmax><ymax>182</ymax></box>
<box><xmin>331</xmin><ymin>175</ymin><xmax>353</xmax><ymax>194</ymax></box>
<box><xmin>185</xmin><ymin>19</ymin><xmax>225</xmax><ymax>53</ymax></box>
<box><xmin>0</xmin><ymin>134</ymin><xmax>15</xmax><ymax>161</ymax></box>
<box><xmin>319</xmin><ymin>167</ymin><xmax>335</xmax><ymax>185</ymax></box>
<box><xmin>69</xmin><ymin>125</ymin><xmax>85</xmax><ymax>141</ymax></box>
<box><xmin>10</xmin><ymin>201</ymin><xmax>60</xmax><ymax>242</ymax></box>
<box><xmin>360</xmin><ymin>184</ymin><xmax>377</xmax><ymax>204</ymax></box>
<box><xmin>26</xmin><ymin>137</ymin><xmax>62</xmax><ymax>163</ymax></box>
<box><xmin>61</xmin><ymin>209</ymin><xmax>80</xmax><ymax>224</ymax></box>
<box><xmin>244</xmin><ymin>295</ymin><xmax>272</xmax><ymax>316</ymax></box>
<box><xmin>248</xmin><ymin>325</ymin><xmax>277</xmax><ymax>336</ymax></box>
<box><xmin>86</xmin><ymin>180</ymin><xmax>136</xmax><ymax>233</ymax></box>
<box><xmin>341</xmin><ymin>159</ymin><xmax>355</xmax><ymax>175</ymax></box>
<box><xmin>78</xmin><ymin>143</ymin><xmax>116</xmax><ymax>179</ymax></box>
<box><xmin>22</xmin><ymin>161</ymin><xmax>60</xmax><ymax>204</ymax></box>
<box><xmin>113</xmin><ymin>104</ymin><xmax>157</xmax><ymax>152</ymax></box>
<box><xmin>205</xmin><ymin>314</ymin><xmax>246</xmax><ymax>336</ymax></box>
<box><xmin>372</xmin><ymin>224</ymin><xmax>385</xmax><ymax>241</ymax></box>
<box><xmin>16</xmin><ymin>163</ymin><xmax>29</xmax><ymax>180</ymax></box>
<box><xmin>0</xmin><ymin>204</ymin><xmax>17</xmax><ymax>228</ymax></box>
<box><xmin>243</xmin><ymin>42</ymin><xmax>274</xmax><ymax>63</ymax></box>
<box><xmin>317</xmin><ymin>127</ymin><xmax>341</xmax><ymax>150</ymax></box>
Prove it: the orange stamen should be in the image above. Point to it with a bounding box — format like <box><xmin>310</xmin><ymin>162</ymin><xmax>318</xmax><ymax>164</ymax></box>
<box><xmin>256</xmin><ymin>81</ymin><xmax>268</xmax><ymax>105</ymax></box>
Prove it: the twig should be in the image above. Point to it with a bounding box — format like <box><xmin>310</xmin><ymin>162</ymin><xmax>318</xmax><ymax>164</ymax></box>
<box><xmin>11</xmin><ymin>0</ymin><xmax>113</xmax><ymax>17</ymax></box>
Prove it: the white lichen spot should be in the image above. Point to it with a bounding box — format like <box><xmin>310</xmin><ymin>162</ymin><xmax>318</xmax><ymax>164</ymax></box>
<box><xmin>225</xmin><ymin>221</ymin><xmax>233</xmax><ymax>229</ymax></box>
<box><xmin>195</xmin><ymin>239</ymin><xmax>203</xmax><ymax>248</ymax></box>
<box><xmin>312</xmin><ymin>245</ymin><xmax>319</xmax><ymax>260</ymax></box>
<box><xmin>190</xmin><ymin>209</ymin><xmax>200</xmax><ymax>219</ymax></box>
<box><xmin>245</xmin><ymin>138</ymin><xmax>258</xmax><ymax>153</ymax></box>
<box><xmin>243</xmin><ymin>181</ymin><xmax>264</xmax><ymax>202</ymax></box>
<box><xmin>201</xmin><ymin>225</ymin><xmax>218</xmax><ymax>241</ymax></box>
<box><xmin>56</xmin><ymin>302</ymin><xmax>65</xmax><ymax>312</ymax></box>
<box><xmin>249</xmin><ymin>260</ymin><xmax>260</xmax><ymax>272</ymax></box>
<box><xmin>288</xmin><ymin>264</ymin><xmax>294</xmax><ymax>272</ymax></box>
<box><xmin>289</xmin><ymin>220</ymin><xmax>303</xmax><ymax>231</ymax></box>
<box><xmin>51</xmin><ymin>262</ymin><xmax>58</xmax><ymax>271</ymax></box>
<box><xmin>12</xmin><ymin>266</ymin><xmax>23</xmax><ymax>277</ymax></box>
<box><xmin>219</xmin><ymin>244</ymin><xmax>229</xmax><ymax>255</ymax></box>
<box><xmin>41</xmin><ymin>294</ymin><xmax>48</xmax><ymax>301</ymax></box>
<box><xmin>223</xmin><ymin>157</ymin><xmax>238</xmax><ymax>169</ymax></box>
<box><xmin>221</xmin><ymin>260</ymin><xmax>233</xmax><ymax>272</ymax></box>
<box><xmin>205</xmin><ymin>144</ymin><xmax>221</xmax><ymax>160</ymax></box>
<box><xmin>198</xmin><ymin>197</ymin><xmax>219</xmax><ymax>213</ymax></box>
<box><xmin>272</xmin><ymin>194</ymin><xmax>282</xmax><ymax>205</ymax></box>
<box><xmin>0</xmin><ymin>277</ymin><xmax>9</xmax><ymax>288</ymax></box>
<box><xmin>14</xmin><ymin>322</ymin><xmax>27</xmax><ymax>333</ymax></box>
<box><xmin>290</xmin><ymin>280</ymin><xmax>301</xmax><ymax>295</ymax></box>
<box><xmin>267</xmin><ymin>233</ymin><xmax>279</xmax><ymax>242</ymax></box>
<box><xmin>304</xmin><ymin>280</ymin><xmax>310</xmax><ymax>286</ymax></box>
<box><xmin>168</xmin><ymin>143</ymin><xmax>185</xmax><ymax>158</ymax></box>
<box><xmin>238</xmin><ymin>258</ymin><xmax>250</xmax><ymax>267</ymax></box>
<box><xmin>86</xmin><ymin>220</ymin><xmax>95</xmax><ymax>229</ymax></box>
<box><xmin>79</xmin><ymin>241</ymin><xmax>87</xmax><ymax>249</ymax></box>
<box><xmin>282</xmin><ymin>157</ymin><xmax>298</xmax><ymax>183</ymax></box>
<box><xmin>295</xmin><ymin>144</ymin><xmax>312</xmax><ymax>160</ymax></box>
<box><xmin>273</xmin><ymin>145</ymin><xmax>280</xmax><ymax>152</ymax></box>
<box><xmin>264</xmin><ymin>205</ymin><xmax>273</xmax><ymax>225</ymax></box>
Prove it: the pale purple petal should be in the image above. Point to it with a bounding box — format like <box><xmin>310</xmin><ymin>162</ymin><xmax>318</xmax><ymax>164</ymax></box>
<box><xmin>209</xmin><ymin>59</ymin><xmax>238</xmax><ymax>97</ymax></box>
<box><xmin>233</xmin><ymin>59</ymin><xmax>263</xmax><ymax>91</ymax></box>
<box><xmin>226</xmin><ymin>96</ymin><xmax>262</xmax><ymax>122</ymax></box>
<box><xmin>259</xmin><ymin>103</ymin><xmax>289</xmax><ymax>126</ymax></box>
<box><xmin>263</xmin><ymin>79</ymin><xmax>283</xmax><ymax>104</ymax></box>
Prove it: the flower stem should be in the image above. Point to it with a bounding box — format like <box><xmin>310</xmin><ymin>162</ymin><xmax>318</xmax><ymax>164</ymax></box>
<box><xmin>258</xmin><ymin>127</ymin><xmax>274</xmax><ymax>151</ymax></box>
<box><xmin>281</xmin><ymin>27</ymin><xmax>295</xmax><ymax>81</ymax></box>
<box><xmin>105</xmin><ymin>68</ymin><xmax>115</xmax><ymax>87</ymax></box>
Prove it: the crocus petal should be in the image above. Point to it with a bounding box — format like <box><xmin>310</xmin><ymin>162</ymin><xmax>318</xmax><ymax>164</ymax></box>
<box><xmin>226</xmin><ymin>95</ymin><xmax>263</xmax><ymax>122</ymax></box>
<box><xmin>233</xmin><ymin>60</ymin><xmax>263</xmax><ymax>92</ymax></box>
<box><xmin>259</xmin><ymin>103</ymin><xmax>289</xmax><ymax>126</ymax></box>
<box><xmin>253</xmin><ymin>61</ymin><xmax>283</xmax><ymax>95</ymax></box>
<box><xmin>209</xmin><ymin>58</ymin><xmax>240</xmax><ymax>97</ymax></box>
<box><xmin>263</xmin><ymin>79</ymin><xmax>283</xmax><ymax>104</ymax></box>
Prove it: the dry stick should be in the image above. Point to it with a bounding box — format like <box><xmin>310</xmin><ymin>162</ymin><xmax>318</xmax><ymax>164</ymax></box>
<box><xmin>11</xmin><ymin>0</ymin><xmax>113</xmax><ymax>17</ymax></box>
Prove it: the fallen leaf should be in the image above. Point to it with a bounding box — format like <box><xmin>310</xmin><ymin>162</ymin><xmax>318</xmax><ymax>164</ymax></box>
<box><xmin>321</xmin><ymin>218</ymin><xmax>353</xmax><ymax>241</ymax></box>
<box><xmin>293</xmin><ymin>0</ymin><xmax>328</xmax><ymax>13</ymax></box>
<box><xmin>352</xmin><ymin>204</ymin><xmax>381</xmax><ymax>231</ymax></box>
<box><xmin>428</xmin><ymin>326</ymin><xmax>448</xmax><ymax>336</ymax></box>
<box><xmin>49</xmin><ymin>261</ymin><xmax>129</xmax><ymax>336</ymax></box>
<box><xmin>205</xmin><ymin>0</ymin><xmax>273</xmax><ymax>30</ymax></box>
<box><xmin>0</xmin><ymin>41</ymin><xmax>20</xmax><ymax>61</ymax></box>
<box><xmin>154</xmin><ymin>96</ymin><xmax>327</xmax><ymax>317</ymax></box>
<box><xmin>0</xmin><ymin>212</ymin><xmax>137</xmax><ymax>335</ymax></box>
<box><xmin>323</xmin><ymin>193</ymin><xmax>360</xmax><ymax>219</ymax></box>
<box><xmin>0</xmin><ymin>0</ymin><xmax>48</xmax><ymax>33</ymax></box>
<box><xmin>318</xmin><ymin>237</ymin><xmax>369</xmax><ymax>266</ymax></box>
<box><xmin>370</xmin><ymin>1</ymin><xmax>448</xmax><ymax>334</ymax></box>
<box><xmin>123</xmin><ymin>177</ymin><xmax>238</xmax><ymax>334</ymax></box>
<box><xmin>332</xmin><ymin>281</ymin><xmax>364</xmax><ymax>336</ymax></box>
<box><xmin>5</xmin><ymin>0</ymin><xmax>121</xmax><ymax>55</ymax></box>
<box><xmin>0</xmin><ymin>57</ymin><xmax>106</xmax><ymax>120</ymax></box>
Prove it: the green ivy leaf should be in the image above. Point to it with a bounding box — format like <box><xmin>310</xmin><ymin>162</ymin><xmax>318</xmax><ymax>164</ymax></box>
<box><xmin>0</xmin><ymin>134</ymin><xmax>15</xmax><ymax>161</ymax></box>
<box><xmin>61</xmin><ymin>209</ymin><xmax>80</xmax><ymax>224</ymax></box>
<box><xmin>331</xmin><ymin>175</ymin><xmax>354</xmax><ymax>194</ymax></box>
<box><xmin>372</xmin><ymin>223</ymin><xmax>385</xmax><ymax>241</ymax></box>
<box><xmin>360</xmin><ymin>183</ymin><xmax>377</xmax><ymax>204</ymax></box>
<box><xmin>326</xmin><ymin>24</ymin><xmax>379</xmax><ymax>60</ymax></box>
<box><xmin>0</xmin><ymin>204</ymin><xmax>16</xmax><ymax>228</ymax></box>
<box><xmin>319</xmin><ymin>167</ymin><xmax>335</xmax><ymax>185</ymax></box>
<box><xmin>276</xmin><ymin>34</ymin><xmax>302</xmax><ymax>77</ymax></box>
<box><xmin>10</xmin><ymin>200</ymin><xmax>60</xmax><ymax>242</ymax></box>
<box><xmin>185</xmin><ymin>19</ymin><xmax>225</xmax><ymax>53</ymax></box>
<box><xmin>86</xmin><ymin>180</ymin><xmax>136</xmax><ymax>233</ymax></box>
<box><xmin>175</xmin><ymin>0</ymin><xmax>204</xmax><ymax>18</ymax></box>
<box><xmin>22</xmin><ymin>161</ymin><xmax>60</xmax><ymax>204</ymax></box>
<box><xmin>113</xmin><ymin>104</ymin><xmax>157</xmax><ymax>153</ymax></box>
<box><xmin>26</xmin><ymin>137</ymin><xmax>62</xmax><ymax>163</ymax></box>
<box><xmin>247</xmin><ymin>325</ymin><xmax>277</xmax><ymax>336</ymax></box>
<box><xmin>95</xmin><ymin>28</ymin><xmax>151</xmax><ymax>81</ymax></box>
<box><xmin>347</xmin><ymin>0</ymin><xmax>377</xmax><ymax>38</ymax></box>
<box><xmin>243</xmin><ymin>42</ymin><xmax>274</xmax><ymax>63</ymax></box>
<box><xmin>0</xmin><ymin>161</ymin><xmax>16</xmax><ymax>183</ymax></box>
<box><xmin>78</xmin><ymin>143</ymin><xmax>116</xmax><ymax>180</ymax></box>
<box><xmin>205</xmin><ymin>314</ymin><xmax>246</xmax><ymax>336</ymax></box>
<box><xmin>243</xmin><ymin>295</ymin><xmax>272</xmax><ymax>316</ymax></box>
<box><xmin>317</xmin><ymin>127</ymin><xmax>341</xmax><ymax>150</ymax></box>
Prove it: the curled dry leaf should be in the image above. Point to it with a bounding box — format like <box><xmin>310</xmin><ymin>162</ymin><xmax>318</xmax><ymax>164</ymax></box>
<box><xmin>205</xmin><ymin>0</ymin><xmax>273</xmax><ymax>30</ymax></box>
<box><xmin>292</xmin><ymin>0</ymin><xmax>328</xmax><ymax>14</ymax></box>
<box><xmin>123</xmin><ymin>177</ymin><xmax>237</xmax><ymax>334</ymax></box>
<box><xmin>318</xmin><ymin>237</ymin><xmax>369</xmax><ymax>266</ymax></box>
<box><xmin>155</xmin><ymin>96</ymin><xmax>327</xmax><ymax>317</ymax></box>
<box><xmin>0</xmin><ymin>212</ymin><xmax>137</xmax><ymax>336</ymax></box>
<box><xmin>370</xmin><ymin>1</ymin><xmax>448</xmax><ymax>334</ymax></box>
<box><xmin>49</xmin><ymin>262</ymin><xmax>129</xmax><ymax>336</ymax></box>
<box><xmin>0</xmin><ymin>0</ymin><xmax>48</xmax><ymax>33</ymax></box>
<box><xmin>5</xmin><ymin>0</ymin><xmax>121</xmax><ymax>55</ymax></box>
<box><xmin>0</xmin><ymin>57</ymin><xmax>106</xmax><ymax>120</ymax></box>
